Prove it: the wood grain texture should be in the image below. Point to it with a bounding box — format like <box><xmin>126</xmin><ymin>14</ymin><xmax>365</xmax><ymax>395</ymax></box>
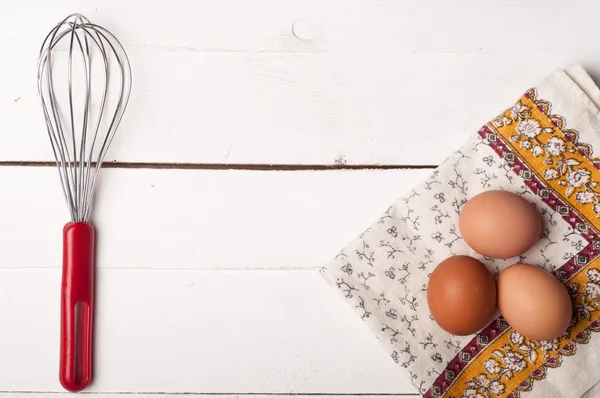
<box><xmin>2</xmin><ymin>0</ymin><xmax>600</xmax><ymax>164</ymax></box>
<box><xmin>0</xmin><ymin>167</ymin><xmax>430</xmax><ymax>269</ymax></box>
<box><xmin>0</xmin><ymin>268</ymin><xmax>416</xmax><ymax>394</ymax></box>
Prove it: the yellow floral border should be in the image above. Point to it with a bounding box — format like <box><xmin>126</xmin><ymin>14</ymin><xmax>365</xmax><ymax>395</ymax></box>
<box><xmin>444</xmin><ymin>92</ymin><xmax>600</xmax><ymax>398</ymax></box>
<box><xmin>498</xmin><ymin>93</ymin><xmax>600</xmax><ymax>226</ymax></box>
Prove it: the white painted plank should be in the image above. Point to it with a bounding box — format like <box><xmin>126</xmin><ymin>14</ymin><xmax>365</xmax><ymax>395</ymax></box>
<box><xmin>2</xmin><ymin>1</ymin><xmax>600</xmax><ymax>164</ymax></box>
<box><xmin>2</xmin><ymin>0</ymin><xmax>597</xmax><ymax>54</ymax></box>
<box><xmin>1</xmin><ymin>0</ymin><xmax>598</xmax><ymax>54</ymax></box>
<box><xmin>0</xmin><ymin>268</ymin><xmax>416</xmax><ymax>394</ymax></box>
<box><xmin>0</xmin><ymin>167</ymin><xmax>430</xmax><ymax>270</ymax></box>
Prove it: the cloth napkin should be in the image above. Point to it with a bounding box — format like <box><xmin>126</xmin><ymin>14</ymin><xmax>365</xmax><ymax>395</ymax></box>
<box><xmin>321</xmin><ymin>64</ymin><xmax>600</xmax><ymax>398</ymax></box>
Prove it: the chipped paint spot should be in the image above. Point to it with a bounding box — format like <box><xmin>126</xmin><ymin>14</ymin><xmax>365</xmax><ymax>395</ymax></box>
<box><xmin>334</xmin><ymin>154</ymin><xmax>347</xmax><ymax>165</ymax></box>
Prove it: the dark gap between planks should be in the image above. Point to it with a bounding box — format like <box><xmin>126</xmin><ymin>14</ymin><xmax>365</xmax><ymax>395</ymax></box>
<box><xmin>0</xmin><ymin>392</ymin><xmax>420</xmax><ymax>396</ymax></box>
<box><xmin>0</xmin><ymin>161</ymin><xmax>437</xmax><ymax>171</ymax></box>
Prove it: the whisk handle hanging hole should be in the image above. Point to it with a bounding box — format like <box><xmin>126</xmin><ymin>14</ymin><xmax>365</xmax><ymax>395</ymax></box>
<box><xmin>60</xmin><ymin>222</ymin><xmax>94</xmax><ymax>392</ymax></box>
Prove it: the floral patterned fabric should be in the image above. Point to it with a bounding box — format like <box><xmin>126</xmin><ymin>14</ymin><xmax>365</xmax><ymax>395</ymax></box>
<box><xmin>321</xmin><ymin>65</ymin><xmax>600</xmax><ymax>398</ymax></box>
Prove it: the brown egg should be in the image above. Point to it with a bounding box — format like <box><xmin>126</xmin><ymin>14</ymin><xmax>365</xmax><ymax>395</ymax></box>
<box><xmin>497</xmin><ymin>263</ymin><xmax>572</xmax><ymax>341</ymax></box>
<box><xmin>459</xmin><ymin>190</ymin><xmax>542</xmax><ymax>259</ymax></box>
<box><xmin>427</xmin><ymin>255</ymin><xmax>497</xmax><ymax>336</ymax></box>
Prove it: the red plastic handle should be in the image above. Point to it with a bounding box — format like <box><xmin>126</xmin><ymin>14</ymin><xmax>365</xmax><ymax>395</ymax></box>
<box><xmin>60</xmin><ymin>222</ymin><xmax>95</xmax><ymax>392</ymax></box>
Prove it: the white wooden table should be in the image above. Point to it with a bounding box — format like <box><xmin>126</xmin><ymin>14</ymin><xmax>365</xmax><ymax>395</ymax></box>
<box><xmin>1</xmin><ymin>1</ymin><xmax>599</xmax><ymax>396</ymax></box>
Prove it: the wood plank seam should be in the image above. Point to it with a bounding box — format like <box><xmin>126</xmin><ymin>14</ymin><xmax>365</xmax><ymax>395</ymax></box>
<box><xmin>0</xmin><ymin>161</ymin><xmax>437</xmax><ymax>171</ymax></box>
<box><xmin>0</xmin><ymin>392</ymin><xmax>419</xmax><ymax>396</ymax></box>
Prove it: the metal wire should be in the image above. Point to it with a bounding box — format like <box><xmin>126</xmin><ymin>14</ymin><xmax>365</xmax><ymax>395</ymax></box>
<box><xmin>37</xmin><ymin>13</ymin><xmax>132</xmax><ymax>222</ymax></box>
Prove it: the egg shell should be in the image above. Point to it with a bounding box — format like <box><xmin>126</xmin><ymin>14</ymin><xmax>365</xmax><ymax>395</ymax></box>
<box><xmin>497</xmin><ymin>263</ymin><xmax>572</xmax><ymax>341</ymax></box>
<box><xmin>459</xmin><ymin>190</ymin><xmax>542</xmax><ymax>259</ymax></box>
<box><xmin>427</xmin><ymin>255</ymin><xmax>497</xmax><ymax>336</ymax></box>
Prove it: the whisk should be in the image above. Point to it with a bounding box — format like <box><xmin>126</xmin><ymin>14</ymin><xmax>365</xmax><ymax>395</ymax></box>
<box><xmin>37</xmin><ymin>14</ymin><xmax>132</xmax><ymax>392</ymax></box>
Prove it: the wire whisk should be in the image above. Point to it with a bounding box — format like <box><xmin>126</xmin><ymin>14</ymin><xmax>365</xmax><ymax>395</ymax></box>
<box><xmin>37</xmin><ymin>13</ymin><xmax>132</xmax><ymax>392</ymax></box>
<box><xmin>38</xmin><ymin>13</ymin><xmax>132</xmax><ymax>222</ymax></box>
